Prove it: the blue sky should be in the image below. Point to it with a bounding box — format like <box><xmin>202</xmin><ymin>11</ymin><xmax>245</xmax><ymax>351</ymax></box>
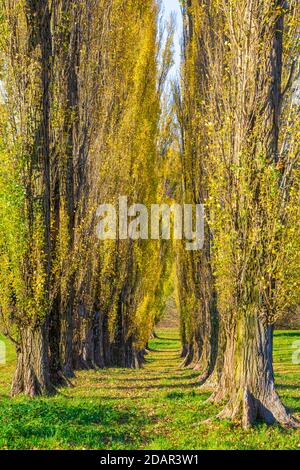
<box><xmin>162</xmin><ymin>0</ymin><xmax>182</xmax><ymax>76</ymax></box>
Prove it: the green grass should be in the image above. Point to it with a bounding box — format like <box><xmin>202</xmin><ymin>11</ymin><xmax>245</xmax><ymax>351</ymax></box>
<box><xmin>0</xmin><ymin>329</ymin><xmax>300</xmax><ymax>449</ymax></box>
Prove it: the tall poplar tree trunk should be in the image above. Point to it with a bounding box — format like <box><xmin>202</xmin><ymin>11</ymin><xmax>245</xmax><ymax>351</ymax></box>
<box><xmin>12</xmin><ymin>324</ymin><xmax>51</xmax><ymax>396</ymax></box>
<box><xmin>49</xmin><ymin>0</ymin><xmax>80</xmax><ymax>380</ymax></box>
<box><xmin>12</xmin><ymin>0</ymin><xmax>53</xmax><ymax>396</ymax></box>
<box><xmin>182</xmin><ymin>0</ymin><xmax>298</xmax><ymax>427</ymax></box>
<box><xmin>211</xmin><ymin>0</ymin><xmax>296</xmax><ymax>427</ymax></box>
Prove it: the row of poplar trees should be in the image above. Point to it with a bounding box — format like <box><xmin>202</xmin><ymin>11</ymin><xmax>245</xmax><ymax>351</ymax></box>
<box><xmin>178</xmin><ymin>0</ymin><xmax>300</xmax><ymax>428</ymax></box>
<box><xmin>0</xmin><ymin>0</ymin><xmax>172</xmax><ymax>396</ymax></box>
<box><xmin>0</xmin><ymin>0</ymin><xmax>300</xmax><ymax>430</ymax></box>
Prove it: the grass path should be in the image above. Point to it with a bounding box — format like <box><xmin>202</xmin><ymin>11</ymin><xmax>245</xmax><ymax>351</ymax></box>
<box><xmin>1</xmin><ymin>329</ymin><xmax>300</xmax><ymax>449</ymax></box>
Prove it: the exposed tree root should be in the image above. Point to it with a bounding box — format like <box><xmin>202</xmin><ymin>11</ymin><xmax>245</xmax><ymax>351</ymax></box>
<box><xmin>179</xmin><ymin>354</ymin><xmax>192</xmax><ymax>368</ymax></box>
<box><xmin>215</xmin><ymin>387</ymin><xmax>299</xmax><ymax>429</ymax></box>
<box><xmin>50</xmin><ymin>369</ymin><xmax>73</xmax><ymax>388</ymax></box>
<box><xmin>179</xmin><ymin>343</ymin><xmax>195</xmax><ymax>368</ymax></box>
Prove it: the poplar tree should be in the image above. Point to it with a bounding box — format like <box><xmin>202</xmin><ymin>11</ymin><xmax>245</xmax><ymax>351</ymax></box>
<box><xmin>0</xmin><ymin>0</ymin><xmax>53</xmax><ymax>396</ymax></box>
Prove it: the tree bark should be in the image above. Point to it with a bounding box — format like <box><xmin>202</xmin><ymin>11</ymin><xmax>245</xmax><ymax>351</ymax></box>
<box><xmin>49</xmin><ymin>294</ymin><xmax>65</xmax><ymax>385</ymax></box>
<box><xmin>12</xmin><ymin>324</ymin><xmax>51</xmax><ymax>397</ymax></box>
<box><xmin>211</xmin><ymin>314</ymin><xmax>298</xmax><ymax>428</ymax></box>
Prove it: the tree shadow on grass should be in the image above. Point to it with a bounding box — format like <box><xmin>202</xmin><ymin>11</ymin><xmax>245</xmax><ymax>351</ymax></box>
<box><xmin>111</xmin><ymin>373</ymin><xmax>199</xmax><ymax>383</ymax></box>
<box><xmin>277</xmin><ymin>384</ymin><xmax>300</xmax><ymax>391</ymax></box>
<box><xmin>275</xmin><ymin>332</ymin><xmax>300</xmax><ymax>338</ymax></box>
<box><xmin>109</xmin><ymin>381</ymin><xmax>199</xmax><ymax>391</ymax></box>
<box><xmin>0</xmin><ymin>398</ymin><xmax>153</xmax><ymax>450</ymax></box>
